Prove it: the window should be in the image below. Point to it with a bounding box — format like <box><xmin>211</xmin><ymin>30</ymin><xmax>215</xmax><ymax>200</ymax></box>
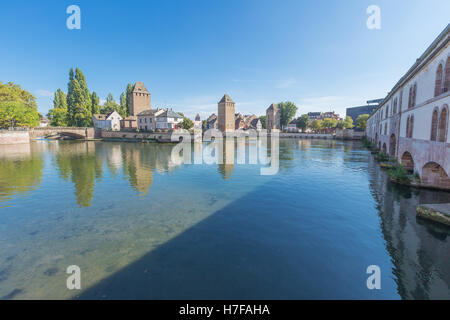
<box><xmin>438</xmin><ymin>105</ymin><xmax>448</xmax><ymax>142</ymax></box>
<box><xmin>435</xmin><ymin>64</ymin><xmax>443</xmax><ymax>97</ymax></box>
<box><xmin>431</xmin><ymin>108</ymin><xmax>438</xmax><ymax>141</ymax></box>
<box><xmin>412</xmin><ymin>83</ymin><xmax>417</xmax><ymax>107</ymax></box>
<box><xmin>408</xmin><ymin>87</ymin><xmax>413</xmax><ymax>108</ymax></box>
<box><xmin>406</xmin><ymin>115</ymin><xmax>414</xmax><ymax>138</ymax></box>
<box><xmin>393</xmin><ymin>98</ymin><xmax>397</xmax><ymax>114</ymax></box>
<box><xmin>384</xmin><ymin>123</ymin><xmax>387</xmax><ymax>135</ymax></box>
<box><xmin>399</xmin><ymin>90</ymin><xmax>403</xmax><ymax>111</ymax></box>
<box><xmin>444</xmin><ymin>57</ymin><xmax>450</xmax><ymax>93</ymax></box>
<box><xmin>386</xmin><ymin>105</ymin><xmax>389</xmax><ymax>118</ymax></box>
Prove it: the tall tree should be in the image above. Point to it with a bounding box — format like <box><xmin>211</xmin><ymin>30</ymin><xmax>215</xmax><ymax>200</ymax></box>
<box><xmin>66</xmin><ymin>68</ymin><xmax>92</xmax><ymax>126</ymax></box>
<box><xmin>296</xmin><ymin>114</ymin><xmax>309</xmax><ymax>132</ymax></box>
<box><xmin>125</xmin><ymin>83</ymin><xmax>133</xmax><ymax>116</ymax></box>
<box><xmin>91</xmin><ymin>92</ymin><xmax>100</xmax><ymax>115</ymax></box>
<box><xmin>119</xmin><ymin>92</ymin><xmax>127</xmax><ymax>117</ymax></box>
<box><xmin>53</xmin><ymin>89</ymin><xmax>67</xmax><ymax>109</ymax></box>
<box><xmin>277</xmin><ymin>101</ymin><xmax>297</xmax><ymax>128</ymax></box>
<box><xmin>100</xmin><ymin>93</ymin><xmax>120</xmax><ymax>114</ymax></box>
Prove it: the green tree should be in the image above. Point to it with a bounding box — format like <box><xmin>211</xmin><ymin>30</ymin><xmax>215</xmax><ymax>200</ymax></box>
<box><xmin>322</xmin><ymin>118</ymin><xmax>337</xmax><ymax>129</ymax></box>
<box><xmin>0</xmin><ymin>101</ymin><xmax>40</xmax><ymax>128</ymax></box>
<box><xmin>67</xmin><ymin>68</ymin><xmax>92</xmax><ymax>127</ymax></box>
<box><xmin>277</xmin><ymin>101</ymin><xmax>297</xmax><ymax>128</ymax></box>
<box><xmin>91</xmin><ymin>92</ymin><xmax>100</xmax><ymax>115</ymax></box>
<box><xmin>119</xmin><ymin>92</ymin><xmax>127</xmax><ymax>118</ymax></box>
<box><xmin>356</xmin><ymin>114</ymin><xmax>370</xmax><ymax>130</ymax></box>
<box><xmin>296</xmin><ymin>114</ymin><xmax>309</xmax><ymax>132</ymax></box>
<box><xmin>47</xmin><ymin>107</ymin><xmax>68</xmax><ymax>127</ymax></box>
<box><xmin>53</xmin><ymin>89</ymin><xmax>67</xmax><ymax>109</ymax></box>
<box><xmin>310</xmin><ymin>119</ymin><xmax>323</xmax><ymax>132</ymax></box>
<box><xmin>0</xmin><ymin>81</ymin><xmax>38</xmax><ymax>111</ymax></box>
<box><xmin>125</xmin><ymin>83</ymin><xmax>133</xmax><ymax>116</ymax></box>
<box><xmin>343</xmin><ymin>116</ymin><xmax>354</xmax><ymax>129</ymax></box>
<box><xmin>181</xmin><ymin>117</ymin><xmax>194</xmax><ymax>130</ymax></box>
<box><xmin>100</xmin><ymin>93</ymin><xmax>119</xmax><ymax>114</ymax></box>
<box><xmin>259</xmin><ymin>115</ymin><xmax>266</xmax><ymax>129</ymax></box>
<box><xmin>47</xmin><ymin>89</ymin><xmax>68</xmax><ymax>126</ymax></box>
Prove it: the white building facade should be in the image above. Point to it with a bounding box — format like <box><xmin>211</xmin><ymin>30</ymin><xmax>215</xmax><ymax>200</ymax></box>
<box><xmin>93</xmin><ymin>110</ymin><xmax>122</xmax><ymax>131</ymax></box>
<box><xmin>366</xmin><ymin>24</ymin><xmax>450</xmax><ymax>189</ymax></box>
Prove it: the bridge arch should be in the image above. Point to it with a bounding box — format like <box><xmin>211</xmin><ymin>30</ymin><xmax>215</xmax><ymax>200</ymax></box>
<box><xmin>389</xmin><ymin>134</ymin><xmax>396</xmax><ymax>157</ymax></box>
<box><xmin>421</xmin><ymin>161</ymin><xmax>450</xmax><ymax>189</ymax></box>
<box><xmin>401</xmin><ymin>151</ymin><xmax>414</xmax><ymax>172</ymax></box>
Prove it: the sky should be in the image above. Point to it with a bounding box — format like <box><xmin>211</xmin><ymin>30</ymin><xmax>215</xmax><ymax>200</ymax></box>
<box><xmin>1</xmin><ymin>0</ymin><xmax>449</xmax><ymax>119</ymax></box>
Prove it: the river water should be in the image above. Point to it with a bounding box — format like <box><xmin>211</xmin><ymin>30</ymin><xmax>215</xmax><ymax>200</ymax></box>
<box><xmin>0</xmin><ymin>139</ymin><xmax>448</xmax><ymax>299</ymax></box>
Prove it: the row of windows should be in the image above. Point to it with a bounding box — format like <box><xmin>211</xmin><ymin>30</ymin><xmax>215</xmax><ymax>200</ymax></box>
<box><xmin>434</xmin><ymin>57</ymin><xmax>450</xmax><ymax>97</ymax></box>
<box><xmin>376</xmin><ymin>56</ymin><xmax>450</xmax><ymax>121</ymax></box>
<box><xmin>430</xmin><ymin>105</ymin><xmax>448</xmax><ymax>142</ymax></box>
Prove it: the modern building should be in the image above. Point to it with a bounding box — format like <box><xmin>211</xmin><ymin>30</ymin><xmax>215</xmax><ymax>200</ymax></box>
<box><xmin>218</xmin><ymin>94</ymin><xmax>235</xmax><ymax>132</ymax></box>
<box><xmin>346</xmin><ymin>99</ymin><xmax>383</xmax><ymax>124</ymax></box>
<box><xmin>266</xmin><ymin>103</ymin><xmax>280</xmax><ymax>132</ymax></box>
<box><xmin>93</xmin><ymin>110</ymin><xmax>122</xmax><ymax>131</ymax></box>
<box><xmin>366</xmin><ymin>23</ymin><xmax>450</xmax><ymax>189</ymax></box>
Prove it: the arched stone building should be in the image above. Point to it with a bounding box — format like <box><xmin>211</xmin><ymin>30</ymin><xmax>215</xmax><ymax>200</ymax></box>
<box><xmin>366</xmin><ymin>24</ymin><xmax>450</xmax><ymax>189</ymax></box>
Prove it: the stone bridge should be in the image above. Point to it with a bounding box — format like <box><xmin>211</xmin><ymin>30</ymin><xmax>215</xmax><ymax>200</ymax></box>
<box><xmin>29</xmin><ymin>127</ymin><xmax>95</xmax><ymax>140</ymax></box>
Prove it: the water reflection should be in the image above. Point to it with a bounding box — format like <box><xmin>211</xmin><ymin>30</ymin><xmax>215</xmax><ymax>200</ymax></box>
<box><xmin>0</xmin><ymin>144</ymin><xmax>43</xmax><ymax>204</ymax></box>
<box><xmin>368</xmin><ymin>156</ymin><xmax>450</xmax><ymax>299</ymax></box>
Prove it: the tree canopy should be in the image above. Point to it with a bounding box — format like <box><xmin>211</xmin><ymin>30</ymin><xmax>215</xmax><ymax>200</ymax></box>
<box><xmin>277</xmin><ymin>101</ymin><xmax>297</xmax><ymax>128</ymax></box>
<box><xmin>356</xmin><ymin>114</ymin><xmax>369</xmax><ymax>130</ymax></box>
<box><xmin>67</xmin><ymin>68</ymin><xmax>92</xmax><ymax>127</ymax></box>
<box><xmin>296</xmin><ymin>114</ymin><xmax>309</xmax><ymax>132</ymax></box>
<box><xmin>0</xmin><ymin>82</ymin><xmax>40</xmax><ymax>128</ymax></box>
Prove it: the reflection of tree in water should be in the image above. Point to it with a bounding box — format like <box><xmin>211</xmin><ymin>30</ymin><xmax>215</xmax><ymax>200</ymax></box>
<box><xmin>0</xmin><ymin>146</ymin><xmax>44</xmax><ymax>202</ymax></box>
<box><xmin>120</xmin><ymin>143</ymin><xmax>178</xmax><ymax>195</ymax></box>
<box><xmin>54</xmin><ymin>142</ymin><xmax>102</xmax><ymax>207</ymax></box>
<box><xmin>368</xmin><ymin>156</ymin><xmax>450</xmax><ymax>299</ymax></box>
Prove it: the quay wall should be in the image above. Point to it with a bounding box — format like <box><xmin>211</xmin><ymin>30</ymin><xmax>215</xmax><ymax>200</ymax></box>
<box><xmin>0</xmin><ymin>131</ymin><xmax>30</xmax><ymax>145</ymax></box>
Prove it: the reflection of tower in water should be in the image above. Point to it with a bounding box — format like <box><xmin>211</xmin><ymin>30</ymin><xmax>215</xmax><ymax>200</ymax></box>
<box><xmin>218</xmin><ymin>138</ymin><xmax>235</xmax><ymax>180</ymax></box>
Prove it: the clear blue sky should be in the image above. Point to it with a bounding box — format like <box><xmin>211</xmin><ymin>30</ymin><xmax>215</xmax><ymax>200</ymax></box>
<box><xmin>1</xmin><ymin>0</ymin><xmax>449</xmax><ymax>119</ymax></box>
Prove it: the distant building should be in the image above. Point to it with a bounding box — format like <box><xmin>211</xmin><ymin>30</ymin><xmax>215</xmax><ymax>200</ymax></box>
<box><xmin>218</xmin><ymin>94</ymin><xmax>235</xmax><ymax>132</ymax></box>
<box><xmin>346</xmin><ymin>99</ymin><xmax>382</xmax><ymax>124</ymax></box>
<box><xmin>307</xmin><ymin>112</ymin><xmax>321</xmax><ymax>122</ymax></box>
<box><xmin>156</xmin><ymin>108</ymin><xmax>183</xmax><ymax>130</ymax></box>
<box><xmin>235</xmin><ymin>114</ymin><xmax>245</xmax><ymax>130</ymax></box>
<box><xmin>39</xmin><ymin>117</ymin><xmax>50</xmax><ymax>128</ymax></box>
<box><xmin>207</xmin><ymin>114</ymin><xmax>217</xmax><ymax>129</ymax></box>
<box><xmin>93</xmin><ymin>110</ymin><xmax>122</xmax><ymax>131</ymax></box>
<box><xmin>286</xmin><ymin>119</ymin><xmax>299</xmax><ymax>132</ymax></box>
<box><xmin>120</xmin><ymin>116</ymin><xmax>137</xmax><ymax>131</ymax></box>
<box><xmin>137</xmin><ymin>109</ymin><xmax>163</xmax><ymax>131</ymax></box>
<box><xmin>194</xmin><ymin>114</ymin><xmax>202</xmax><ymax>129</ymax></box>
<box><xmin>266</xmin><ymin>103</ymin><xmax>280</xmax><ymax>132</ymax></box>
<box><xmin>249</xmin><ymin>118</ymin><xmax>262</xmax><ymax>131</ymax></box>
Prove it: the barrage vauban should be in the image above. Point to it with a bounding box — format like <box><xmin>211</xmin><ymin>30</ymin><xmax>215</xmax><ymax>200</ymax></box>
<box><xmin>179</xmin><ymin>304</ymin><xmax>270</xmax><ymax>317</ymax></box>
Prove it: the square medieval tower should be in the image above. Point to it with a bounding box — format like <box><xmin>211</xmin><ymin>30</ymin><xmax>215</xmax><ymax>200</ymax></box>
<box><xmin>129</xmin><ymin>82</ymin><xmax>151</xmax><ymax>116</ymax></box>
<box><xmin>218</xmin><ymin>94</ymin><xmax>235</xmax><ymax>132</ymax></box>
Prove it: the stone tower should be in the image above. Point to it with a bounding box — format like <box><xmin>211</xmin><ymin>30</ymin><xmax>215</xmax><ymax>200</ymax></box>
<box><xmin>266</xmin><ymin>103</ymin><xmax>280</xmax><ymax>132</ymax></box>
<box><xmin>129</xmin><ymin>82</ymin><xmax>151</xmax><ymax>116</ymax></box>
<box><xmin>218</xmin><ymin>94</ymin><xmax>235</xmax><ymax>132</ymax></box>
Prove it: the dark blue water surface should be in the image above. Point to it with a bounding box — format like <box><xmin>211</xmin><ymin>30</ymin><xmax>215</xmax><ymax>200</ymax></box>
<box><xmin>0</xmin><ymin>139</ymin><xmax>449</xmax><ymax>299</ymax></box>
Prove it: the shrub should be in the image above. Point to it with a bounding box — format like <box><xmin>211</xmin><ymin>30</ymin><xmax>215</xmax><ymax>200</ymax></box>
<box><xmin>388</xmin><ymin>164</ymin><xmax>411</xmax><ymax>185</ymax></box>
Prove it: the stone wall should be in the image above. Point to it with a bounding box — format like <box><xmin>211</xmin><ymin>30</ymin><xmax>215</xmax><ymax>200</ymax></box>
<box><xmin>0</xmin><ymin>131</ymin><xmax>30</xmax><ymax>145</ymax></box>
